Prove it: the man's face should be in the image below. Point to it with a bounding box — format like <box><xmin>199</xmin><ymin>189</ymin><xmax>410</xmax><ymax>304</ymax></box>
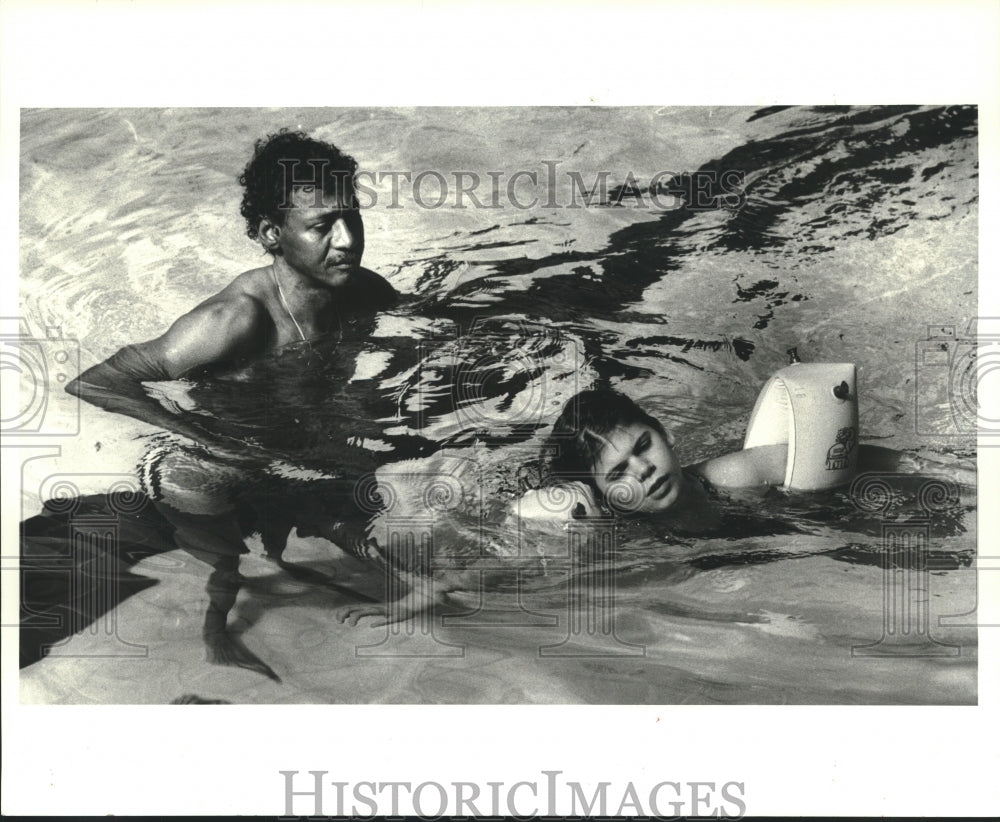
<box><xmin>590</xmin><ymin>422</ymin><xmax>683</xmax><ymax>514</ymax></box>
<box><xmin>275</xmin><ymin>185</ymin><xmax>365</xmax><ymax>287</ymax></box>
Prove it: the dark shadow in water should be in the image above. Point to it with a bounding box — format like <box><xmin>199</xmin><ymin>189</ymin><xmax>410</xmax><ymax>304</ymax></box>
<box><xmin>18</xmin><ymin>484</ymin><xmax>373</xmax><ymax>671</ymax></box>
<box><xmin>416</xmin><ymin>105</ymin><xmax>976</xmax><ymax>361</ymax></box>
<box><xmin>19</xmin><ymin>492</ymin><xmax>177</xmax><ymax>668</ymax></box>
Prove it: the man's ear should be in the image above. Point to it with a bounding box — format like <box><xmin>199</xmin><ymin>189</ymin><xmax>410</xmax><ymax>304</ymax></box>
<box><xmin>258</xmin><ymin>218</ymin><xmax>281</xmax><ymax>252</ymax></box>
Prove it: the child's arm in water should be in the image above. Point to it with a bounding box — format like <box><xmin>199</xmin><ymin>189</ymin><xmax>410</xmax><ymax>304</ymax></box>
<box><xmin>334</xmin><ymin>512</ymin><xmax>559</xmax><ymax>627</ymax></box>
<box><xmin>336</xmin><ymin>570</ymin><xmax>449</xmax><ymax>627</ymax></box>
<box><xmin>688</xmin><ymin>444</ymin><xmax>788</xmax><ymax>488</ymax></box>
<box><xmin>335</xmin><ymin>555</ymin><xmax>546</xmax><ymax>627</ymax></box>
<box><xmin>690</xmin><ymin>443</ymin><xmax>974</xmax><ymax>489</ymax></box>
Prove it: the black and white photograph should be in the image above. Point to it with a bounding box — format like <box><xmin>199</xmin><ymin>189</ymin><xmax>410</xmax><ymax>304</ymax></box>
<box><xmin>12</xmin><ymin>103</ymin><xmax>982</xmax><ymax>705</ymax></box>
<box><xmin>2</xmin><ymin>1</ymin><xmax>997</xmax><ymax>818</ymax></box>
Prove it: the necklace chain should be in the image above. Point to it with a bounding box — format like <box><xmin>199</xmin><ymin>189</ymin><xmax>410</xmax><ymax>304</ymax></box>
<box><xmin>270</xmin><ymin>263</ymin><xmax>342</xmax><ymax>346</ymax></box>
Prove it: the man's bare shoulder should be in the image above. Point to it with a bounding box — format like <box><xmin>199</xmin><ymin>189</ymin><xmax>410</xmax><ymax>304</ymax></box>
<box><xmin>182</xmin><ymin>268</ymin><xmax>271</xmax><ymax>334</ymax></box>
<box><xmin>152</xmin><ymin>273</ymin><xmax>272</xmax><ymax>375</ymax></box>
<box><xmin>203</xmin><ymin>265</ymin><xmax>274</xmax><ymax>304</ymax></box>
<box><xmin>182</xmin><ymin>266</ymin><xmax>276</xmax><ymax>331</ymax></box>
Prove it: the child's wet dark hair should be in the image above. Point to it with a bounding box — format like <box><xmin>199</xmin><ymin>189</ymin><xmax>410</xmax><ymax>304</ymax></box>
<box><xmin>542</xmin><ymin>389</ymin><xmax>667</xmax><ymax>490</ymax></box>
<box><xmin>238</xmin><ymin>129</ymin><xmax>359</xmax><ymax>242</ymax></box>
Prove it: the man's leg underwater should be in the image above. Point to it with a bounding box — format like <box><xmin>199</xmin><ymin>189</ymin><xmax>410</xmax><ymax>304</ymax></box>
<box><xmin>143</xmin><ymin>447</ymin><xmax>281</xmax><ymax>681</ymax></box>
<box><xmin>155</xmin><ymin>500</ymin><xmax>281</xmax><ymax>681</ymax></box>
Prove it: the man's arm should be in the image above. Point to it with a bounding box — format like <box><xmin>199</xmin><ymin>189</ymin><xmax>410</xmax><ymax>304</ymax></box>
<box><xmin>66</xmin><ymin>294</ymin><xmax>268</xmax><ymax>444</ymax></box>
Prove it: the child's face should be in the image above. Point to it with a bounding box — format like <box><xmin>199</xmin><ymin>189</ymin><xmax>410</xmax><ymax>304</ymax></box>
<box><xmin>590</xmin><ymin>422</ymin><xmax>683</xmax><ymax>514</ymax></box>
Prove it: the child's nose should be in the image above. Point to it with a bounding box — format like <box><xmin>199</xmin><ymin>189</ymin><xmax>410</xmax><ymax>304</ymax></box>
<box><xmin>631</xmin><ymin>458</ymin><xmax>655</xmax><ymax>482</ymax></box>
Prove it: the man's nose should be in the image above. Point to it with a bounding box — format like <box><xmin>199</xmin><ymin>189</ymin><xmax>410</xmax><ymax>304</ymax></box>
<box><xmin>331</xmin><ymin>218</ymin><xmax>357</xmax><ymax>250</ymax></box>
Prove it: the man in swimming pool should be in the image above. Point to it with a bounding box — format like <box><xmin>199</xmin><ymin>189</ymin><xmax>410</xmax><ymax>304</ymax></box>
<box><xmin>66</xmin><ymin>130</ymin><xmax>398</xmax><ymax>679</ymax></box>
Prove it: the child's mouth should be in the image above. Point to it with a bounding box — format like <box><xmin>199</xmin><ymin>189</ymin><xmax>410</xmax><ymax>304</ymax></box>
<box><xmin>648</xmin><ymin>475</ymin><xmax>670</xmax><ymax>499</ymax></box>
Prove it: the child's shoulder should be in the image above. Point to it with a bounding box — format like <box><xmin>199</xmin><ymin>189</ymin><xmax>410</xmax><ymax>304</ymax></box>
<box><xmin>513</xmin><ymin>481</ymin><xmax>602</xmax><ymax>521</ymax></box>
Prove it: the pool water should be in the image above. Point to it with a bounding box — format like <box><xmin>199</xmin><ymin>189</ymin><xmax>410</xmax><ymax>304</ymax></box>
<box><xmin>17</xmin><ymin>105</ymin><xmax>978</xmax><ymax>704</ymax></box>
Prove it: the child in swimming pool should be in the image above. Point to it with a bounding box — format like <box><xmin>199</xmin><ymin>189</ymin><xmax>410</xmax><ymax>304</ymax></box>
<box><xmin>515</xmin><ymin>388</ymin><xmax>916</xmax><ymax>522</ymax></box>
<box><xmin>336</xmin><ymin>386</ymin><xmax>968</xmax><ymax>626</ymax></box>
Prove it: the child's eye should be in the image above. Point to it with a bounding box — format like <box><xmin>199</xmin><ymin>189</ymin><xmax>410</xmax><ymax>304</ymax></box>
<box><xmin>636</xmin><ymin>433</ymin><xmax>650</xmax><ymax>453</ymax></box>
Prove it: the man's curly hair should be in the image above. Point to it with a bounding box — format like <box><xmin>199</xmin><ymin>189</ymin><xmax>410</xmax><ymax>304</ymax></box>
<box><xmin>238</xmin><ymin>129</ymin><xmax>359</xmax><ymax>241</ymax></box>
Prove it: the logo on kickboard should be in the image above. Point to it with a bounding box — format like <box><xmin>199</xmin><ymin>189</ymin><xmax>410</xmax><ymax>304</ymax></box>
<box><xmin>825</xmin><ymin>426</ymin><xmax>858</xmax><ymax>470</ymax></box>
